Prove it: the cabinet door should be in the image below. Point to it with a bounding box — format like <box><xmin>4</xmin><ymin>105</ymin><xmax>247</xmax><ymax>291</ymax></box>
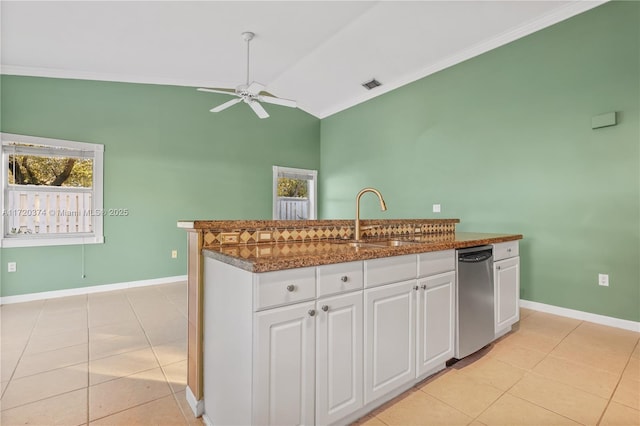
<box><xmin>254</xmin><ymin>301</ymin><xmax>316</xmax><ymax>426</ymax></box>
<box><xmin>416</xmin><ymin>271</ymin><xmax>455</xmax><ymax>377</ymax></box>
<box><xmin>494</xmin><ymin>257</ymin><xmax>520</xmax><ymax>335</ymax></box>
<box><xmin>316</xmin><ymin>291</ymin><xmax>363</xmax><ymax>425</ymax></box>
<box><xmin>364</xmin><ymin>280</ymin><xmax>416</xmax><ymax>404</ymax></box>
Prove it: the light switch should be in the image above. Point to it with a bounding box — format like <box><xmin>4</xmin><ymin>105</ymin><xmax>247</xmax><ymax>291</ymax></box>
<box><xmin>8</xmin><ymin>262</ymin><xmax>16</xmax><ymax>272</ymax></box>
<box><xmin>433</xmin><ymin>204</ymin><xmax>441</xmax><ymax>213</ymax></box>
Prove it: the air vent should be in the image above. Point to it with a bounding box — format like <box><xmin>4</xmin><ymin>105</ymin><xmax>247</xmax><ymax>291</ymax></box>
<box><xmin>362</xmin><ymin>79</ymin><xmax>382</xmax><ymax>90</ymax></box>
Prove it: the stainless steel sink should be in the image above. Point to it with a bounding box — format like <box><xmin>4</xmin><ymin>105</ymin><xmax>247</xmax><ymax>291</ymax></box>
<box><xmin>371</xmin><ymin>240</ymin><xmax>419</xmax><ymax>247</ymax></box>
<box><xmin>334</xmin><ymin>239</ymin><xmax>419</xmax><ymax>248</ymax></box>
<box><xmin>342</xmin><ymin>241</ymin><xmax>382</xmax><ymax>249</ymax></box>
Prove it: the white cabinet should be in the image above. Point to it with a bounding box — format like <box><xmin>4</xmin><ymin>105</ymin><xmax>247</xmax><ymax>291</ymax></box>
<box><xmin>364</xmin><ymin>254</ymin><xmax>416</xmax><ymax>288</ymax></box>
<box><xmin>203</xmin><ymin>248</ymin><xmax>462</xmax><ymax>425</ymax></box>
<box><xmin>364</xmin><ymin>279</ymin><xmax>417</xmax><ymax>404</ymax></box>
<box><xmin>416</xmin><ymin>271</ymin><xmax>455</xmax><ymax>376</ymax></box>
<box><xmin>363</xmin><ymin>251</ymin><xmax>456</xmax><ymax>405</ymax></box>
<box><xmin>315</xmin><ymin>291</ymin><xmax>363</xmax><ymax>425</ymax></box>
<box><xmin>493</xmin><ymin>241</ymin><xmax>520</xmax><ymax>337</ymax></box>
<box><xmin>254</xmin><ymin>301</ymin><xmax>316</xmax><ymax>426</ymax></box>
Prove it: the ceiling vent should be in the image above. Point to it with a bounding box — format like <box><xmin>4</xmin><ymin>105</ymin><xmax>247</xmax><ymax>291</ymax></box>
<box><xmin>362</xmin><ymin>79</ymin><xmax>382</xmax><ymax>90</ymax></box>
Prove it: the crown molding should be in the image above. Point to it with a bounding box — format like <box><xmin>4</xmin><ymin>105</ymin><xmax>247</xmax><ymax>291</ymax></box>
<box><xmin>315</xmin><ymin>0</ymin><xmax>608</xmax><ymax>119</ymax></box>
<box><xmin>1</xmin><ymin>1</ymin><xmax>607</xmax><ymax>120</ymax></box>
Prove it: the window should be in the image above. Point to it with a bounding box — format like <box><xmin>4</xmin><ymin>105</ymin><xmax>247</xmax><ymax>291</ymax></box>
<box><xmin>1</xmin><ymin>133</ymin><xmax>104</xmax><ymax>247</ymax></box>
<box><xmin>273</xmin><ymin>166</ymin><xmax>317</xmax><ymax>220</ymax></box>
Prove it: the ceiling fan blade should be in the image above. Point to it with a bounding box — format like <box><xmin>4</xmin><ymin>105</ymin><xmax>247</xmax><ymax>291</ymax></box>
<box><xmin>248</xmin><ymin>100</ymin><xmax>269</xmax><ymax>119</ymax></box>
<box><xmin>246</xmin><ymin>81</ymin><xmax>265</xmax><ymax>94</ymax></box>
<box><xmin>258</xmin><ymin>95</ymin><xmax>297</xmax><ymax>108</ymax></box>
<box><xmin>198</xmin><ymin>88</ymin><xmax>236</xmax><ymax>96</ymax></box>
<box><xmin>210</xmin><ymin>98</ymin><xmax>242</xmax><ymax>112</ymax></box>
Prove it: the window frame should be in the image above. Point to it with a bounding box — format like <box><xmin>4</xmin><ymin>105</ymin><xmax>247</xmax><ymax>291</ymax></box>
<box><xmin>272</xmin><ymin>165</ymin><xmax>317</xmax><ymax>220</ymax></box>
<box><xmin>1</xmin><ymin>133</ymin><xmax>104</xmax><ymax>248</ymax></box>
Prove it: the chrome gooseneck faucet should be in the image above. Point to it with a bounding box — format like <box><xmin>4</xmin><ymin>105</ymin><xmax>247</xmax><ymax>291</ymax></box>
<box><xmin>355</xmin><ymin>187</ymin><xmax>387</xmax><ymax>241</ymax></box>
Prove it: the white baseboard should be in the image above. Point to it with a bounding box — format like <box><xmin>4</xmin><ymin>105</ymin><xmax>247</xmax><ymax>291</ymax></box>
<box><xmin>185</xmin><ymin>385</ymin><xmax>204</xmax><ymax>418</ymax></box>
<box><xmin>520</xmin><ymin>299</ymin><xmax>640</xmax><ymax>333</ymax></box>
<box><xmin>201</xmin><ymin>414</ymin><xmax>213</xmax><ymax>426</ymax></box>
<box><xmin>0</xmin><ymin>275</ymin><xmax>187</xmax><ymax>305</ymax></box>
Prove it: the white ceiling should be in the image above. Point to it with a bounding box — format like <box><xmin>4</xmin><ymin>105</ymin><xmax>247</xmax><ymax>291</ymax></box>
<box><xmin>1</xmin><ymin>1</ymin><xmax>605</xmax><ymax>118</ymax></box>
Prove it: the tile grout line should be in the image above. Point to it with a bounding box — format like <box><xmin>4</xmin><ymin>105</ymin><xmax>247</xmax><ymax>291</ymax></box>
<box><xmin>85</xmin><ymin>288</ymin><xmax>171</xmax><ymax>423</ymax></box>
<box><xmin>0</xmin><ymin>294</ymin><xmax>89</xmax><ymax>415</ymax></box>
<box><xmin>123</xmin><ymin>287</ymin><xmax>192</xmax><ymax>424</ymax></box>
<box><xmin>86</xmin><ymin>394</ymin><xmax>175</xmax><ymax>424</ymax></box>
<box><xmin>415</xmin><ymin>369</ymin><xmax>502</xmax><ymax>423</ymax></box>
<box><xmin>144</xmin><ymin>284</ymin><xmax>193</xmax><ymax>424</ymax></box>
<box><xmin>507</xmin><ymin>317</ymin><xmax>635</xmax><ymax>425</ymax></box>
<box><xmin>1</xmin><ymin>300</ymin><xmax>46</xmax><ymax>400</ymax></box>
<box><xmin>595</xmin><ymin>338</ymin><xmax>640</xmax><ymax>426</ymax></box>
<box><xmin>468</xmin><ymin>317</ymin><xmax>585</xmax><ymax>424</ymax></box>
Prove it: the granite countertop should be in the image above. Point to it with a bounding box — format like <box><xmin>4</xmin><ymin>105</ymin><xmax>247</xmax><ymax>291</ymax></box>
<box><xmin>202</xmin><ymin>232</ymin><xmax>522</xmax><ymax>273</ymax></box>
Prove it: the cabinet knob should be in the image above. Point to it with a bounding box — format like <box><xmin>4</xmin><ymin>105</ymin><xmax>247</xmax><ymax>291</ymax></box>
<box><xmin>507</xmin><ymin>248</ymin><xmax>512</xmax><ymax>253</ymax></box>
<box><xmin>414</xmin><ymin>285</ymin><xmax>419</xmax><ymax>291</ymax></box>
<box><xmin>286</xmin><ymin>285</ymin><xmax>296</xmax><ymax>292</ymax></box>
<box><xmin>421</xmin><ymin>284</ymin><xmax>427</xmax><ymax>290</ymax></box>
<box><xmin>308</xmin><ymin>309</ymin><xmax>316</xmax><ymax>317</ymax></box>
<box><xmin>321</xmin><ymin>305</ymin><xmax>329</xmax><ymax>312</ymax></box>
<box><xmin>340</xmin><ymin>276</ymin><xmax>348</xmax><ymax>282</ymax></box>
<box><xmin>497</xmin><ymin>266</ymin><xmax>501</xmax><ymax>270</ymax></box>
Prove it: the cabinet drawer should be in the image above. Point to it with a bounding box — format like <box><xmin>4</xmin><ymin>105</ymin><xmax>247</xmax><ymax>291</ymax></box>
<box><xmin>418</xmin><ymin>250</ymin><xmax>455</xmax><ymax>277</ymax></box>
<box><xmin>493</xmin><ymin>241</ymin><xmax>519</xmax><ymax>261</ymax></box>
<box><xmin>364</xmin><ymin>254</ymin><xmax>417</xmax><ymax>288</ymax></box>
<box><xmin>254</xmin><ymin>267</ymin><xmax>316</xmax><ymax>311</ymax></box>
<box><xmin>317</xmin><ymin>261</ymin><xmax>363</xmax><ymax>298</ymax></box>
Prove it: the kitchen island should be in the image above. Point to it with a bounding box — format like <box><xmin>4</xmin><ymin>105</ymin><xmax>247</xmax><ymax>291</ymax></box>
<box><xmin>178</xmin><ymin>219</ymin><xmax>522</xmax><ymax>424</ymax></box>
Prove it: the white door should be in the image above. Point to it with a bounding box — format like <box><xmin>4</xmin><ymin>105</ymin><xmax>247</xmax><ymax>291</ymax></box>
<box><xmin>494</xmin><ymin>257</ymin><xmax>520</xmax><ymax>334</ymax></box>
<box><xmin>316</xmin><ymin>291</ymin><xmax>363</xmax><ymax>425</ymax></box>
<box><xmin>253</xmin><ymin>301</ymin><xmax>316</xmax><ymax>426</ymax></box>
<box><xmin>364</xmin><ymin>280</ymin><xmax>416</xmax><ymax>404</ymax></box>
<box><xmin>416</xmin><ymin>271</ymin><xmax>455</xmax><ymax>377</ymax></box>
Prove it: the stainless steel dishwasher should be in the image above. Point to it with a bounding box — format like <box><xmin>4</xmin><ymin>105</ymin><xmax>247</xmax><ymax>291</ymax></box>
<box><xmin>455</xmin><ymin>245</ymin><xmax>494</xmax><ymax>359</ymax></box>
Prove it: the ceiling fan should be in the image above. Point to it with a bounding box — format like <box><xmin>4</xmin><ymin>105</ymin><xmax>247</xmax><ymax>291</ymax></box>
<box><xmin>197</xmin><ymin>32</ymin><xmax>297</xmax><ymax>119</ymax></box>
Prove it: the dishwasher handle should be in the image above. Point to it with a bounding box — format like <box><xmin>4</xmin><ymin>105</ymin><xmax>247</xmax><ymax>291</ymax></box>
<box><xmin>458</xmin><ymin>249</ymin><xmax>493</xmax><ymax>263</ymax></box>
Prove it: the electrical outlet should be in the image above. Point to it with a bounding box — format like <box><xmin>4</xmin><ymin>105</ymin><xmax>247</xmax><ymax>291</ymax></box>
<box><xmin>598</xmin><ymin>273</ymin><xmax>609</xmax><ymax>287</ymax></box>
<box><xmin>171</xmin><ymin>250</ymin><xmax>178</xmax><ymax>259</ymax></box>
<box><xmin>8</xmin><ymin>262</ymin><xmax>16</xmax><ymax>273</ymax></box>
<box><xmin>433</xmin><ymin>204</ymin><xmax>441</xmax><ymax>213</ymax></box>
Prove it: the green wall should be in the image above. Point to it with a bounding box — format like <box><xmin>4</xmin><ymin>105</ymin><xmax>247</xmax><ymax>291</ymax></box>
<box><xmin>1</xmin><ymin>2</ymin><xmax>638</xmax><ymax>323</ymax></box>
<box><xmin>320</xmin><ymin>2</ymin><xmax>640</xmax><ymax>321</ymax></box>
<box><xmin>0</xmin><ymin>77</ymin><xmax>320</xmax><ymax>297</ymax></box>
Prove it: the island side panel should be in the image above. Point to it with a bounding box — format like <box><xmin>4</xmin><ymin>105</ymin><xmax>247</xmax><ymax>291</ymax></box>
<box><xmin>187</xmin><ymin>230</ymin><xmax>204</xmax><ymax>401</ymax></box>
<box><xmin>203</xmin><ymin>257</ymin><xmax>254</xmax><ymax>426</ymax></box>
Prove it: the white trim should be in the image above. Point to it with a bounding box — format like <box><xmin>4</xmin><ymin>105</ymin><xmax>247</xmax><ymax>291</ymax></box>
<box><xmin>0</xmin><ymin>2</ymin><xmax>605</xmax><ymax>120</ymax></box>
<box><xmin>1</xmin><ymin>133</ymin><xmax>104</xmax><ymax>247</ymax></box>
<box><xmin>0</xmin><ymin>275</ymin><xmax>187</xmax><ymax>305</ymax></box>
<box><xmin>201</xmin><ymin>413</ymin><xmax>213</xmax><ymax>426</ymax></box>
<box><xmin>2</xmin><ymin>132</ymin><xmax>104</xmax><ymax>152</ymax></box>
<box><xmin>186</xmin><ymin>386</ymin><xmax>204</xmax><ymax>418</ymax></box>
<box><xmin>272</xmin><ymin>165</ymin><xmax>317</xmax><ymax>220</ymax></box>
<box><xmin>1</xmin><ymin>235</ymin><xmax>103</xmax><ymax>248</ymax></box>
<box><xmin>520</xmin><ymin>299</ymin><xmax>640</xmax><ymax>333</ymax></box>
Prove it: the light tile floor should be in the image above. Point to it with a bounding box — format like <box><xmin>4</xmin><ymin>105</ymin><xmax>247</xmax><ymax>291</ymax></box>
<box><xmin>355</xmin><ymin>308</ymin><xmax>640</xmax><ymax>426</ymax></box>
<box><xmin>1</xmin><ymin>284</ymin><xmax>638</xmax><ymax>426</ymax></box>
<box><xmin>1</xmin><ymin>282</ymin><xmax>201</xmax><ymax>426</ymax></box>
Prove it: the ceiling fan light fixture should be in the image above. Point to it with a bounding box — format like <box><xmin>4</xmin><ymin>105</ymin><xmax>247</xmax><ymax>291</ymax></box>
<box><xmin>362</xmin><ymin>78</ymin><xmax>382</xmax><ymax>90</ymax></box>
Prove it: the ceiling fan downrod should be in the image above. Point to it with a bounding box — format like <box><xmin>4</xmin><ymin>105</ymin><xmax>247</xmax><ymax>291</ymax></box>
<box><xmin>242</xmin><ymin>31</ymin><xmax>254</xmax><ymax>87</ymax></box>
